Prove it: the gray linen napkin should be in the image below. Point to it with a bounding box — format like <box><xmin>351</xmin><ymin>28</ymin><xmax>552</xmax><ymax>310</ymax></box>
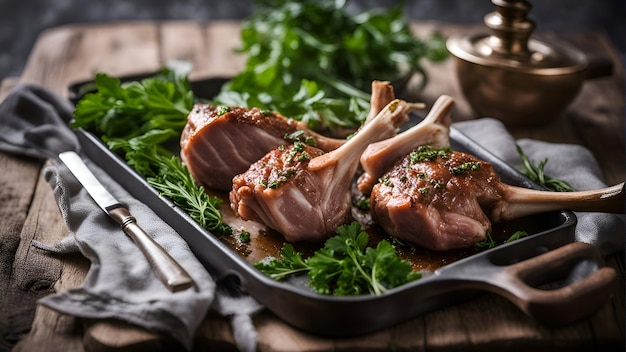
<box><xmin>454</xmin><ymin>118</ymin><xmax>625</xmax><ymax>256</ymax></box>
<box><xmin>0</xmin><ymin>84</ymin><xmax>262</xmax><ymax>351</ymax></box>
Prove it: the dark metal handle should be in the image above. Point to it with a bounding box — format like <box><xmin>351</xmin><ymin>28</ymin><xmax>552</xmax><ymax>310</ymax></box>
<box><xmin>109</xmin><ymin>207</ymin><xmax>194</xmax><ymax>292</ymax></box>
<box><xmin>491</xmin><ymin>242</ymin><xmax>616</xmax><ymax>326</ymax></box>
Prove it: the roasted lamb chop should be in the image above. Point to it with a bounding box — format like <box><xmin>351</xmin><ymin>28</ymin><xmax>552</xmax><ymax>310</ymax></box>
<box><xmin>371</xmin><ymin>146</ymin><xmax>624</xmax><ymax>251</ymax></box>
<box><xmin>180</xmin><ymin>104</ymin><xmax>345</xmax><ymax>191</ymax></box>
<box><xmin>230</xmin><ymin>99</ymin><xmax>423</xmax><ymax>242</ymax></box>
<box><xmin>180</xmin><ymin>81</ymin><xmax>399</xmax><ymax>192</ymax></box>
<box><xmin>370</xmin><ymin>147</ymin><xmax>505</xmax><ymax>251</ymax></box>
<box><xmin>363</xmin><ymin>98</ymin><xmax>624</xmax><ymax>250</ymax></box>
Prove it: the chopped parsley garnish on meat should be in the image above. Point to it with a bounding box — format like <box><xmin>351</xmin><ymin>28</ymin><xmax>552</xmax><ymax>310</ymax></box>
<box><xmin>379</xmin><ymin>175</ymin><xmax>393</xmax><ymax>187</ymax></box>
<box><xmin>284</xmin><ymin>130</ymin><xmax>317</xmax><ymax>146</ymax></box>
<box><xmin>216</xmin><ymin>105</ymin><xmax>231</xmax><ymax>116</ymax></box>
<box><xmin>261</xmin><ymin>168</ymin><xmax>297</xmax><ymax>189</ymax></box>
<box><xmin>451</xmin><ymin>161</ymin><xmax>481</xmax><ymax>175</ymax></box>
<box><xmin>285</xmin><ymin>141</ymin><xmax>311</xmax><ymax>163</ymax></box>
<box><xmin>409</xmin><ymin>145</ymin><xmax>451</xmax><ymax>164</ymax></box>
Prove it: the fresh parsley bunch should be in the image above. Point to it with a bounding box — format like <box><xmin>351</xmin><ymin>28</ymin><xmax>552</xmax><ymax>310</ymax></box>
<box><xmin>255</xmin><ymin>222</ymin><xmax>421</xmax><ymax>295</ymax></box>
<box><xmin>72</xmin><ymin>67</ymin><xmax>194</xmax><ymax>139</ymax></box>
<box><xmin>214</xmin><ymin>0</ymin><xmax>447</xmax><ymax>133</ymax></box>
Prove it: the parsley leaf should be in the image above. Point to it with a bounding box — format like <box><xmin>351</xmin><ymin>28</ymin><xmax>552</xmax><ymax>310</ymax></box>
<box><xmin>254</xmin><ymin>244</ymin><xmax>309</xmax><ymax>281</ymax></box>
<box><xmin>72</xmin><ymin>66</ymin><xmax>194</xmax><ymax>140</ymax></box>
<box><xmin>254</xmin><ymin>222</ymin><xmax>421</xmax><ymax>295</ymax></box>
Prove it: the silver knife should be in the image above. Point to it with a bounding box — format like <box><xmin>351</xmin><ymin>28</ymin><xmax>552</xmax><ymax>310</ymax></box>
<box><xmin>59</xmin><ymin>151</ymin><xmax>194</xmax><ymax>292</ymax></box>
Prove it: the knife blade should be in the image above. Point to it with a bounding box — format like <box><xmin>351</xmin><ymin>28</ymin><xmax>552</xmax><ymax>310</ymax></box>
<box><xmin>58</xmin><ymin>151</ymin><xmax>194</xmax><ymax>292</ymax></box>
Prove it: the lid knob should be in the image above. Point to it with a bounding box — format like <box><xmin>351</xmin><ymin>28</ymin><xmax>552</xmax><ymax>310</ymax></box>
<box><xmin>484</xmin><ymin>0</ymin><xmax>535</xmax><ymax>59</ymax></box>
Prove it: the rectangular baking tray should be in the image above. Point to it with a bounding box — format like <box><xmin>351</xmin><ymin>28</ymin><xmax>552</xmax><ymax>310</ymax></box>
<box><xmin>69</xmin><ymin>76</ymin><xmax>577</xmax><ymax>336</ymax></box>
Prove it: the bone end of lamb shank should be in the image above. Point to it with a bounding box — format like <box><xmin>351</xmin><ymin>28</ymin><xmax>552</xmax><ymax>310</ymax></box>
<box><xmin>230</xmin><ymin>99</ymin><xmax>422</xmax><ymax>242</ymax></box>
<box><xmin>180</xmin><ymin>103</ymin><xmax>344</xmax><ymax>191</ymax></box>
<box><xmin>364</xmin><ymin>80</ymin><xmax>404</xmax><ymax>124</ymax></box>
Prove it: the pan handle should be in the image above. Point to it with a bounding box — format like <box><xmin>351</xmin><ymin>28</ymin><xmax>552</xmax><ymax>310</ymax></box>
<box><xmin>486</xmin><ymin>242</ymin><xmax>616</xmax><ymax>327</ymax></box>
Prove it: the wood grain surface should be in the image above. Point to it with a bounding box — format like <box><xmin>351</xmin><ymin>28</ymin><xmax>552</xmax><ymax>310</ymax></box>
<box><xmin>1</xmin><ymin>20</ymin><xmax>624</xmax><ymax>352</ymax></box>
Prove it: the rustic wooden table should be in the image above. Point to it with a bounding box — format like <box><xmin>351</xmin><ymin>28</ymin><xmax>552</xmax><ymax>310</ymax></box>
<box><xmin>1</xmin><ymin>21</ymin><xmax>624</xmax><ymax>352</ymax></box>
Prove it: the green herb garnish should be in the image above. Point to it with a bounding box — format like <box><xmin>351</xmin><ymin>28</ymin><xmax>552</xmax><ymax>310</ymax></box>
<box><xmin>474</xmin><ymin>231</ymin><xmax>529</xmax><ymax>251</ymax></box>
<box><xmin>516</xmin><ymin>144</ymin><xmax>575</xmax><ymax>192</ymax></box>
<box><xmin>216</xmin><ymin>105</ymin><xmax>231</xmax><ymax>116</ymax></box>
<box><xmin>254</xmin><ymin>222</ymin><xmax>421</xmax><ymax>295</ymax></box>
<box><xmin>451</xmin><ymin>161</ymin><xmax>481</xmax><ymax>175</ymax></box>
<box><xmin>72</xmin><ymin>67</ymin><xmax>230</xmax><ymax>234</ymax></box>
<box><xmin>474</xmin><ymin>233</ymin><xmax>496</xmax><ymax>251</ymax></box>
<box><xmin>409</xmin><ymin>145</ymin><xmax>451</xmax><ymax>164</ymax></box>
<box><xmin>239</xmin><ymin>231</ymin><xmax>251</xmax><ymax>243</ymax></box>
<box><xmin>72</xmin><ymin>66</ymin><xmax>194</xmax><ymax>139</ymax></box>
<box><xmin>285</xmin><ymin>141</ymin><xmax>310</xmax><ymax>163</ymax></box>
<box><xmin>106</xmin><ymin>134</ymin><xmax>231</xmax><ymax>234</ymax></box>
<box><xmin>504</xmin><ymin>231</ymin><xmax>528</xmax><ymax>243</ymax></box>
<box><xmin>284</xmin><ymin>130</ymin><xmax>317</xmax><ymax>146</ymax></box>
<box><xmin>213</xmin><ymin>0</ymin><xmax>447</xmax><ymax>132</ymax></box>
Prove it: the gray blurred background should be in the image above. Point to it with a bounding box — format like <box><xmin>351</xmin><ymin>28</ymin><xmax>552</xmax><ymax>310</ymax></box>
<box><xmin>0</xmin><ymin>0</ymin><xmax>624</xmax><ymax>82</ymax></box>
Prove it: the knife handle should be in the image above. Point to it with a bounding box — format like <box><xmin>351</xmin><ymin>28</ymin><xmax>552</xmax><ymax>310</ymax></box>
<box><xmin>108</xmin><ymin>207</ymin><xmax>195</xmax><ymax>292</ymax></box>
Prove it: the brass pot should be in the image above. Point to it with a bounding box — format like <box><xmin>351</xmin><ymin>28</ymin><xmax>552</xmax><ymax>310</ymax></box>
<box><xmin>446</xmin><ymin>0</ymin><xmax>591</xmax><ymax>127</ymax></box>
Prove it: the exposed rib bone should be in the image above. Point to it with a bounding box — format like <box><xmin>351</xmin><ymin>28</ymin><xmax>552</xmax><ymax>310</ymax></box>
<box><xmin>358</xmin><ymin>95</ymin><xmax>453</xmax><ymax>194</ymax></box>
<box><xmin>495</xmin><ymin>182</ymin><xmax>625</xmax><ymax>221</ymax></box>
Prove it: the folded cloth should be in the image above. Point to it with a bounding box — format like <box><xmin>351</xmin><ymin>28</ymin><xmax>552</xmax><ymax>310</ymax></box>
<box><xmin>0</xmin><ymin>84</ymin><xmax>262</xmax><ymax>351</ymax></box>
<box><xmin>454</xmin><ymin>118</ymin><xmax>625</xmax><ymax>256</ymax></box>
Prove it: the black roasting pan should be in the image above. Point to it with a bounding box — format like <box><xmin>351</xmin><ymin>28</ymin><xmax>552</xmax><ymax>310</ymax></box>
<box><xmin>68</xmin><ymin>76</ymin><xmax>614</xmax><ymax>337</ymax></box>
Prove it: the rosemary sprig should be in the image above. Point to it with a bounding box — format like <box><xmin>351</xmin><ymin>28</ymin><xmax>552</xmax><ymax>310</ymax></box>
<box><xmin>106</xmin><ymin>133</ymin><xmax>231</xmax><ymax>234</ymax></box>
<box><xmin>516</xmin><ymin>144</ymin><xmax>575</xmax><ymax>192</ymax></box>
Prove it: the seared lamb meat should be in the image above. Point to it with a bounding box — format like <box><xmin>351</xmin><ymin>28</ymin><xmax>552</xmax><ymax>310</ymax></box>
<box><xmin>230</xmin><ymin>99</ymin><xmax>422</xmax><ymax>242</ymax></box>
<box><xmin>371</xmin><ymin>148</ymin><xmax>503</xmax><ymax>251</ymax></box>
<box><xmin>180</xmin><ymin>81</ymin><xmax>398</xmax><ymax>192</ymax></box>
<box><xmin>180</xmin><ymin>104</ymin><xmax>345</xmax><ymax>191</ymax></box>
<box><xmin>358</xmin><ymin>95</ymin><xmax>453</xmax><ymax>195</ymax></box>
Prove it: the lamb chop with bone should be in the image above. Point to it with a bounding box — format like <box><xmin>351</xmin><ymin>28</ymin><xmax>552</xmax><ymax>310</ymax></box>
<box><xmin>360</xmin><ymin>96</ymin><xmax>625</xmax><ymax>251</ymax></box>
